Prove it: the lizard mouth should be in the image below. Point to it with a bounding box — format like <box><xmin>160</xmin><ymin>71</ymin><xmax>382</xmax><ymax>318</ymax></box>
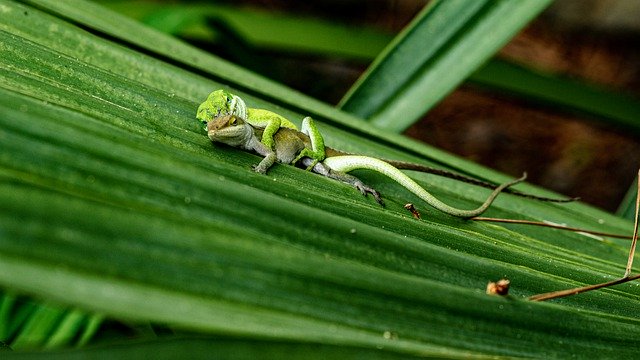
<box><xmin>206</xmin><ymin>121</ymin><xmax>229</xmax><ymax>141</ymax></box>
<box><xmin>207</xmin><ymin>128</ymin><xmax>233</xmax><ymax>142</ymax></box>
<box><xmin>207</xmin><ymin>125</ymin><xmax>250</xmax><ymax>147</ymax></box>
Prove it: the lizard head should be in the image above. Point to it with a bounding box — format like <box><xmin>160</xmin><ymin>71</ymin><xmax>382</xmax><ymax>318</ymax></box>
<box><xmin>196</xmin><ymin>89</ymin><xmax>247</xmax><ymax>131</ymax></box>
<box><xmin>207</xmin><ymin>114</ymin><xmax>253</xmax><ymax>147</ymax></box>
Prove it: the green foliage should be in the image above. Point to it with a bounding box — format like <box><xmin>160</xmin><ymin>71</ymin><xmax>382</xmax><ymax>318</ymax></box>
<box><xmin>1</xmin><ymin>0</ymin><xmax>640</xmax><ymax>357</ymax></box>
<box><xmin>617</xmin><ymin>176</ymin><xmax>638</xmax><ymax>220</ymax></box>
<box><xmin>469</xmin><ymin>59</ymin><xmax>640</xmax><ymax>133</ymax></box>
<box><xmin>0</xmin><ymin>293</ymin><xmax>101</xmax><ymax>350</ymax></box>
<box><xmin>338</xmin><ymin>0</ymin><xmax>553</xmax><ymax>132</ymax></box>
<box><xmin>101</xmin><ymin>0</ymin><xmax>640</xmax><ymax>134</ymax></box>
<box><xmin>2</xmin><ymin>337</ymin><xmax>436</xmax><ymax>360</ymax></box>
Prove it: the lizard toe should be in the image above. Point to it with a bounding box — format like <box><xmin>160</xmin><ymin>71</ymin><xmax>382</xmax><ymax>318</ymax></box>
<box><xmin>354</xmin><ymin>183</ymin><xmax>384</xmax><ymax>207</ymax></box>
<box><xmin>252</xmin><ymin>164</ymin><xmax>268</xmax><ymax>174</ymax></box>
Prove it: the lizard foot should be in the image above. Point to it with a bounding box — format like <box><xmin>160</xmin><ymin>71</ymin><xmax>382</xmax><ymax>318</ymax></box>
<box><xmin>252</xmin><ymin>164</ymin><xmax>268</xmax><ymax>174</ymax></box>
<box><xmin>315</xmin><ymin>161</ymin><xmax>385</xmax><ymax>206</ymax></box>
<box><xmin>354</xmin><ymin>182</ymin><xmax>384</xmax><ymax>207</ymax></box>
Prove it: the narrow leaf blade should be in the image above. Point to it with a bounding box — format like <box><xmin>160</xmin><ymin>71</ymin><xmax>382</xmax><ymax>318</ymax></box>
<box><xmin>339</xmin><ymin>0</ymin><xmax>553</xmax><ymax>132</ymax></box>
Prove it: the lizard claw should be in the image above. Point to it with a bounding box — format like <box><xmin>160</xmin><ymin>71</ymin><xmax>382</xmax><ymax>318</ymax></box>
<box><xmin>252</xmin><ymin>164</ymin><xmax>268</xmax><ymax>174</ymax></box>
<box><xmin>355</xmin><ymin>183</ymin><xmax>384</xmax><ymax>207</ymax></box>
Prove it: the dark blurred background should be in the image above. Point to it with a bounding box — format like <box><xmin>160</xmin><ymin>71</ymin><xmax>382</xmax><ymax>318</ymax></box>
<box><xmin>111</xmin><ymin>0</ymin><xmax>640</xmax><ymax>212</ymax></box>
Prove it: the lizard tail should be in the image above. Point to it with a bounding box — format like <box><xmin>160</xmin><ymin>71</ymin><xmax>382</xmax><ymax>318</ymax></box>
<box><xmin>384</xmin><ymin>160</ymin><xmax>578</xmax><ymax>203</ymax></box>
<box><xmin>324</xmin><ymin>146</ymin><xmax>576</xmax><ymax>203</ymax></box>
<box><xmin>323</xmin><ymin>155</ymin><xmax>526</xmax><ymax>218</ymax></box>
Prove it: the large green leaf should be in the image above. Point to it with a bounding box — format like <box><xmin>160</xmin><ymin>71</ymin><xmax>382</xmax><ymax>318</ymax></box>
<box><xmin>2</xmin><ymin>336</ymin><xmax>433</xmax><ymax>360</ymax></box>
<box><xmin>2</xmin><ymin>0</ymin><xmax>640</xmax><ymax>357</ymax></box>
<box><xmin>338</xmin><ymin>0</ymin><xmax>553</xmax><ymax>132</ymax></box>
<box><xmin>130</xmin><ymin>2</ymin><xmax>390</xmax><ymax>61</ymax></box>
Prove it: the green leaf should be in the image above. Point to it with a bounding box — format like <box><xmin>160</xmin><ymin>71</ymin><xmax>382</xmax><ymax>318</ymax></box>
<box><xmin>3</xmin><ymin>336</ymin><xmax>431</xmax><ymax>360</ymax></box>
<box><xmin>338</xmin><ymin>0</ymin><xmax>553</xmax><ymax>132</ymax></box>
<box><xmin>0</xmin><ymin>293</ymin><xmax>101</xmax><ymax>350</ymax></box>
<box><xmin>0</xmin><ymin>294</ymin><xmax>36</xmax><ymax>342</ymax></box>
<box><xmin>2</xmin><ymin>0</ymin><xmax>640</xmax><ymax>357</ymax></box>
<box><xmin>136</xmin><ymin>2</ymin><xmax>391</xmax><ymax>61</ymax></box>
<box><xmin>469</xmin><ymin>59</ymin><xmax>640</xmax><ymax>132</ymax></box>
<box><xmin>617</xmin><ymin>176</ymin><xmax>638</xmax><ymax>220</ymax></box>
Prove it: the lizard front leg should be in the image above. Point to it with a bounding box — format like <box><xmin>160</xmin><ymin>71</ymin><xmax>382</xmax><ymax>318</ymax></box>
<box><xmin>249</xmin><ymin>136</ymin><xmax>278</xmax><ymax>174</ymax></box>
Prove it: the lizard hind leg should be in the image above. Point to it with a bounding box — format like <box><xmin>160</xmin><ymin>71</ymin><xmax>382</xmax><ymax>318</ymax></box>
<box><xmin>292</xmin><ymin>117</ymin><xmax>326</xmax><ymax>170</ymax></box>
<box><xmin>323</xmin><ymin>155</ymin><xmax>524</xmax><ymax>218</ymax></box>
<box><xmin>303</xmin><ymin>158</ymin><xmax>384</xmax><ymax>205</ymax></box>
<box><xmin>329</xmin><ymin>169</ymin><xmax>384</xmax><ymax>205</ymax></box>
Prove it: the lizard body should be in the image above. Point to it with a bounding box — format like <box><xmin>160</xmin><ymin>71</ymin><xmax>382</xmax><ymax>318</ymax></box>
<box><xmin>205</xmin><ymin>113</ymin><xmax>524</xmax><ymax>218</ymax></box>
<box><xmin>197</xmin><ymin>90</ymin><xmax>574</xmax><ymax>203</ymax></box>
<box><xmin>198</xmin><ymin>90</ymin><xmax>573</xmax><ymax>217</ymax></box>
<box><xmin>196</xmin><ymin>89</ymin><xmax>325</xmax><ymax>169</ymax></box>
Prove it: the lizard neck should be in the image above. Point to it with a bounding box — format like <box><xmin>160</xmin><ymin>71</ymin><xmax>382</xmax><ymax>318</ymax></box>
<box><xmin>325</xmin><ymin>147</ymin><xmax>348</xmax><ymax>157</ymax></box>
<box><xmin>239</xmin><ymin>123</ymin><xmax>259</xmax><ymax>150</ymax></box>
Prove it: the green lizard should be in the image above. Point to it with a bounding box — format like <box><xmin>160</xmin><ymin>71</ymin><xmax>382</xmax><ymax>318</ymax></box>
<box><xmin>197</xmin><ymin>89</ymin><xmax>325</xmax><ymax>173</ymax></box>
<box><xmin>197</xmin><ymin>90</ymin><xmax>571</xmax><ymax>218</ymax></box>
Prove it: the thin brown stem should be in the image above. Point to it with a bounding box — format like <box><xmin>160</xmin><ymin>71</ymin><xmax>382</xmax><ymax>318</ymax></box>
<box><xmin>528</xmin><ymin>273</ymin><xmax>640</xmax><ymax>301</ymax></box>
<box><xmin>471</xmin><ymin>217</ymin><xmax>633</xmax><ymax>240</ymax></box>
<box><xmin>624</xmin><ymin>169</ymin><xmax>640</xmax><ymax>277</ymax></box>
<box><xmin>527</xmin><ymin>169</ymin><xmax>640</xmax><ymax>301</ymax></box>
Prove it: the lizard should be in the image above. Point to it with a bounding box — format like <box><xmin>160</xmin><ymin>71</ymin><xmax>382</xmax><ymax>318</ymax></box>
<box><xmin>197</xmin><ymin>90</ymin><xmax>573</xmax><ymax>218</ymax></box>
<box><xmin>197</xmin><ymin>89</ymin><xmax>325</xmax><ymax>173</ymax></box>
<box><xmin>197</xmin><ymin>89</ymin><xmax>575</xmax><ymax>199</ymax></box>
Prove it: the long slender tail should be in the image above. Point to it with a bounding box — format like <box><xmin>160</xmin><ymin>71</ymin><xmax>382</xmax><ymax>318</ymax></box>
<box><xmin>323</xmin><ymin>155</ymin><xmax>526</xmax><ymax>218</ymax></box>
<box><xmin>385</xmin><ymin>160</ymin><xmax>577</xmax><ymax>203</ymax></box>
<box><xmin>325</xmin><ymin>147</ymin><xmax>576</xmax><ymax>203</ymax></box>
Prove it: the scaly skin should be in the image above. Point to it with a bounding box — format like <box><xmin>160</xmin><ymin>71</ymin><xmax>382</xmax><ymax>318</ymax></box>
<box><xmin>196</xmin><ymin>90</ymin><xmax>577</xmax><ymax>203</ymax></box>
<box><xmin>204</xmin><ymin>113</ymin><xmax>527</xmax><ymax>218</ymax></box>
<box><xmin>323</xmin><ymin>155</ymin><xmax>526</xmax><ymax>218</ymax></box>
<box><xmin>196</xmin><ymin>90</ymin><xmax>325</xmax><ymax>166</ymax></box>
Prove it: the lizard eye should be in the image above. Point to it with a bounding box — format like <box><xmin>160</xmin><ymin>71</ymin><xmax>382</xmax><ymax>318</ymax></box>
<box><xmin>229</xmin><ymin>117</ymin><xmax>237</xmax><ymax>125</ymax></box>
